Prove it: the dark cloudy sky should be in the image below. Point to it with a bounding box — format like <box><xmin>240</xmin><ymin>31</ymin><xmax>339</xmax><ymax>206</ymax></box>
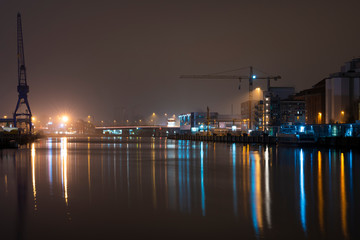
<box><xmin>1</xmin><ymin>0</ymin><xmax>360</xmax><ymax>123</ymax></box>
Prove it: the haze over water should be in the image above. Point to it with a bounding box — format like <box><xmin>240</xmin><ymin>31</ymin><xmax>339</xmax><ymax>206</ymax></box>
<box><xmin>0</xmin><ymin>137</ymin><xmax>359</xmax><ymax>239</ymax></box>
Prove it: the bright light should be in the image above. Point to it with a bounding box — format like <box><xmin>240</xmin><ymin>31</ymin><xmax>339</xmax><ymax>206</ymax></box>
<box><xmin>232</xmin><ymin>125</ymin><xmax>237</xmax><ymax>131</ymax></box>
<box><xmin>32</xmin><ymin>117</ymin><xmax>36</xmax><ymax>121</ymax></box>
<box><xmin>3</xmin><ymin>115</ymin><xmax>7</xmax><ymax>119</ymax></box>
<box><xmin>256</xmin><ymin>87</ymin><xmax>260</xmax><ymax>91</ymax></box>
<box><xmin>62</xmin><ymin>116</ymin><xmax>69</xmax><ymax>123</ymax></box>
<box><xmin>252</xmin><ymin>75</ymin><xmax>256</xmax><ymax>79</ymax></box>
<box><xmin>341</xmin><ymin>111</ymin><xmax>345</xmax><ymax>115</ymax></box>
<box><xmin>152</xmin><ymin>112</ymin><xmax>156</xmax><ymax>116</ymax></box>
<box><xmin>299</xmin><ymin>126</ymin><xmax>305</xmax><ymax>133</ymax></box>
<box><xmin>191</xmin><ymin>127</ymin><xmax>198</xmax><ymax>133</ymax></box>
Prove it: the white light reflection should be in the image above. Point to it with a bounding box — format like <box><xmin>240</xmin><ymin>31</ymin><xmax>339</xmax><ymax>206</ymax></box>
<box><xmin>31</xmin><ymin>143</ymin><xmax>37</xmax><ymax>211</ymax></box>
<box><xmin>61</xmin><ymin>138</ymin><xmax>69</xmax><ymax>206</ymax></box>
<box><xmin>264</xmin><ymin>146</ymin><xmax>271</xmax><ymax>228</ymax></box>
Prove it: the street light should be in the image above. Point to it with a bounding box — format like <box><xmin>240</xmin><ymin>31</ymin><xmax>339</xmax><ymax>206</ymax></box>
<box><xmin>62</xmin><ymin>115</ymin><xmax>69</xmax><ymax>123</ymax></box>
<box><xmin>341</xmin><ymin>110</ymin><xmax>345</xmax><ymax>123</ymax></box>
<box><xmin>318</xmin><ymin>112</ymin><xmax>322</xmax><ymax>124</ymax></box>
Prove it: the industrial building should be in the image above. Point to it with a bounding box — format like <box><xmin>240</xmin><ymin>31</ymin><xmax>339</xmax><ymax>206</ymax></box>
<box><xmin>325</xmin><ymin>58</ymin><xmax>360</xmax><ymax>123</ymax></box>
<box><xmin>300</xmin><ymin>58</ymin><xmax>360</xmax><ymax>124</ymax></box>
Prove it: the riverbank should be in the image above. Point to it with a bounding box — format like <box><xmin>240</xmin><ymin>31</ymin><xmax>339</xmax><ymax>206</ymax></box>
<box><xmin>0</xmin><ymin>132</ymin><xmax>41</xmax><ymax>148</ymax></box>
<box><xmin>168</xmin><ymin>134</ymin><xmax>360</xmax><ymax>149</ymax></box>
<box><xmin>168</xmin><ymin>134</ymin><xmax>277</xmax><ymax>144</ymax></box>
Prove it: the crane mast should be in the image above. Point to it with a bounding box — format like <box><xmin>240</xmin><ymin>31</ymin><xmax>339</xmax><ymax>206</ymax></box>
<box><xmin>13</xmin><ymin>13</ymin><xmax>32</xmax><ymax>132</ymax></box>
<box><xmin>180</xmin><ymin>66</ymin><xmax>281</xmax><ymax>130</ymax></box>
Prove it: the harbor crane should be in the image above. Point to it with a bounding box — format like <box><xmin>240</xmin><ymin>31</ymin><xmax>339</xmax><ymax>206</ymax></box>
<box><xmin>13</xmin><ymin>13</ymin><xmax>32</xmax><ymax>132</ymax></box>
<box><xmin>180</xmin><ymin>66</ymin><xmax>281</xmax><ymax>129</ymax></box>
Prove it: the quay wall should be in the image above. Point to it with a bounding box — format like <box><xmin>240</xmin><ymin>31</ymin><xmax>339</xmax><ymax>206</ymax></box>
<box><xmin>0</xmin><ymin>133</ymin><xmax>39</xmax><ymax>149</ymax></box>
<box><xmin>168</xmin><ymin>134</ymin><xmax>360</xmax><ymax>148</ymax></box>
<box><xmin>168</xmin><ymin>134</ymin><xmax>277</xmax><ymax>145</ymax></box>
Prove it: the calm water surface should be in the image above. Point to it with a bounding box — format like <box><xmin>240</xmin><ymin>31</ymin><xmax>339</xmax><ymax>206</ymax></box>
<box><xmin>0</xmin><ymin>137</ymin><xmax>359</xmax><ymax>239</ymax></box>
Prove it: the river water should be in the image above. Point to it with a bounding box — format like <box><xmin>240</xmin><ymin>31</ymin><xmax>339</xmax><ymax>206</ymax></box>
<box><xmin>0</xmin><ymin>137</ymin><xmax>359</xmax><ymax>239</ymax></box>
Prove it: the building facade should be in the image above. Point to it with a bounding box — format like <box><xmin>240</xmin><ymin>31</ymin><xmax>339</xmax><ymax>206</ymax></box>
<box><xmin>325</xmin><ymin>58</ymin><xmax>360</xmax><ymax>123</ymax></box>
<box><xmin>301</xmin><ymin>58</ymin><xmax>360</xmax><ymax>124</ymax></box>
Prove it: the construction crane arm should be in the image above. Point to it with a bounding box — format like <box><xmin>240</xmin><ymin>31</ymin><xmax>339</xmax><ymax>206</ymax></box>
<box><xmin>179</xmin><ymin>74</ymin><xmax>281</xmax><ymax>80</ymax></box>
<box><xmin>180</xmin><ymin>75</ymin><xmax>244</xmax><ymax>79</ymax></box>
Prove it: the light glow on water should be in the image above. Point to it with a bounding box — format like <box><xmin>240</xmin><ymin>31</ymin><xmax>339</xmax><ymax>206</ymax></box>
<box><xmin>200</xmin><ymin>142</ymin><xmax>206</xmax><ymax>216</ymax></box>
<box><xmin>300</xmin><ymin>149</ymin><xmax>306</xmax><ymax>233</ymax></box>
<box><xmin>264</xmin><ymin>146</ymin><xmax>271</xmax><ymax>229</ymax></box>
<box><xmin>31</xmin><ymin>143</ymin><xmax>37</xmax><ymax>211</ymax></box>
<box><xmin>251</xmin><ymin>151</ymin><xmax>263</xmax><ymax>235</ymax></box>
<box><xmin>1</xmin><ymin>137</ymin><xmax>359</xmax><ymax>239</ymax></box>
<box><xmin>318</xmin><ymin>151</ymin><xmax>324</xmax><ymax>233</ymax></box>
<box><xmin>340</xmin><ymin>153</ymin><xmax>348</xmax><ymax>238</ymax></box>
<box><xmin>232</xmin><ymin>144</ymin><xmax>237</xmax><ymax>216</ymax></box>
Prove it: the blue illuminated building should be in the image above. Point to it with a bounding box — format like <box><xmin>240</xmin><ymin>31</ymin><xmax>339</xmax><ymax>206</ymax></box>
<box><xmin>179</xmin><ymin>112</ymin><xmax>219</xmax><ymax>133</ymax></box>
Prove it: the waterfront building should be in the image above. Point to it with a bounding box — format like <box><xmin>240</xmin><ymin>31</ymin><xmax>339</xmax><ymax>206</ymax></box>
<box><xmin>241</xmin><ymin>87</ymin><xmax>304</xmax><ymax>131</ymax></box>
<box><xmin>325</xmin><ymin>58</ymin><xmax>360</xmax><ymax>123</ymax></box>
<box><xmin>240</xmin><ymin>100</ymin><xmax>258</xmax><ymax>131</ymax></box>
<box><xmin>300</xmin><ymin>58</ymin><xmax>360</xmax><ymax>124</ymax></box>
<box><xmin>297</xmin><ymin>80</ymin><xmax>325</xmax><ymax>124</ymax></box>
<box><xmin>179</xmin><ymin>112</ymin><xmax>219</xmax><ymax>133</ymax></box>
<box><xmin>279</xmin><ymin>99</ymin><xmax>306</xmax><ymax>124</ymax></box>
<box><xmin>261</xmin><ymin>87</ymin><xmax>300</xmax><ymax>129</ymax></box>
<box><xmin>179</xmin><ymin>112</ymin><xmax>242</xmax><ymax>134</ymax></box>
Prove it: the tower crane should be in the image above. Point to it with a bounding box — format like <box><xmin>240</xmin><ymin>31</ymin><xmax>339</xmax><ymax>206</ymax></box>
<box><xmin>180</xmin><ymin>66</ymin><xmax>281</xmax><ymax>129</ymax></box>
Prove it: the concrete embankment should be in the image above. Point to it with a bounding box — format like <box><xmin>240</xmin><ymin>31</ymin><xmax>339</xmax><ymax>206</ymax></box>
<box><xmin>0</xmin><ymin>133</ymin><xmax>40</xmax><ymax>149</ymax></box>
<box><xmin>316</xmin><ymin>136</ymin><xmax>360</xmax><ymax>148</ymax></box>
<box><xmin>168</xmin><ymin>134</ymin><xmax>277</xmax><ymax>144</ymax></box>
<box><xmin>168</xmin><ymin>134</ymin><xmax>360</xmax><ymax>149</ymax></box>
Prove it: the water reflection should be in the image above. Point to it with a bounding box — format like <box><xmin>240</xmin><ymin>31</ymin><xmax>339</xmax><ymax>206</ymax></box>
<box><xmin>340</xmin><ymin>152</ymin><xmax>348</xmax><ymax>238</ymax></box>
<box><xmin>250</xmin><ymin>150</ymin><xmax>263</xmax><ymax>235</ymax></box>
<box><xmin>200</xmin><ymin>142</ymin><xmax>206</xmax><ymax>216</ymax></box>
<box><xmin>232</xmin><ymin>143</ymin><xmax>237</xmax><ymax>216</ymax></box>
<box><xmin>31</xmin><ymin>143</ymin><xmax>37</xmax><ymax>212</ymax></box>
<box><xmin>299</xmin><ymin>149</ymin><xmax>306</xmax><ymax>233</ymax></box>
<box><xmin>318</xmin><ymin>151</ymin><xmax>324</xmax><ymax>234</ymax></box>
<box><xmin>0</xmin><ymin>137</ymin><xmax>359</xmax><ymax>239</ymax></box>
<box><xmin>264</xmin><ymin>146</ymin><xmax>271</xmax><ymax>229</ymax></box>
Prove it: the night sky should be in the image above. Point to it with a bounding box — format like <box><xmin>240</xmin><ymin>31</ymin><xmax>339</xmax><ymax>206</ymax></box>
<box><xmin>1</xmin><ymin>0</ymin><xmax>360</xmax><ymax>123</ymax></box>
